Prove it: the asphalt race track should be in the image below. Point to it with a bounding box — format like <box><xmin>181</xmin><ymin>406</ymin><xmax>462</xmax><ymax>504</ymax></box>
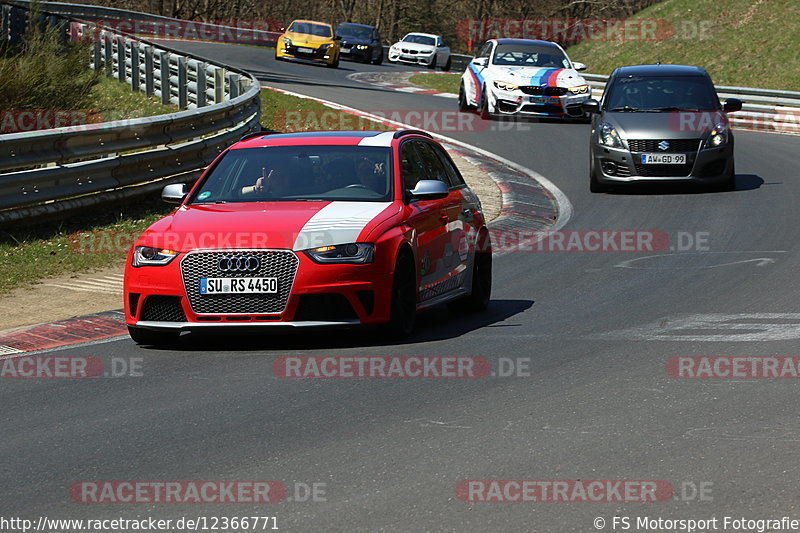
<box><xmin>2</xmin><ymin>41</ymin><xmax>800</xmax><ymax>531</ymax></box>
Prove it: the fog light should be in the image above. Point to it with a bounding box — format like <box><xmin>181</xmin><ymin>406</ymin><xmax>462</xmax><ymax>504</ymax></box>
<box><xmin>602</xmin><ymin>161</ymin><xmax>617</xmax><ymax>175</ymax></box>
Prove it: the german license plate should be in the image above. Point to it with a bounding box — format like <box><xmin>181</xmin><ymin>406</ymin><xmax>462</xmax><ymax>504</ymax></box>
<box><xmin>200</xmin><ymin>277</ymin><xmax>278</xmax><ymax>294</ymax></box>
<box><xmin>529</xmin><ymin>96</ymin><xmax>552</xmax><ymax>103</ymax></box>
<box><xmin>641</xmin><ymin>153</ymin><xmax>686</xmax><ymax>164</ymax></box>
<box><xmin>297</xmin><ymin>47</ymin><xmax>313</xmax><ymax>53</ymax></box>
<box><xmin>341</xmin><ymin>47</ymin><xmax>351</xmax><ymax>53</ymax></box>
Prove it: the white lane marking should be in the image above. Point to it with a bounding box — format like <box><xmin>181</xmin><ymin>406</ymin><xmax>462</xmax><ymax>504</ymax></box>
<box><xmin>616</xmin><ymin>251</ymin><xmax>787</xmax><ymax>270</ymax></box>
<box><xmin>292</xmin><ymin>202</ymin><xmax>392</xmax><ymax>250</ymax></box>
<box><xmin>596</xmin><ymin>313</ymin><xmax>800</xmax><ymax>342</ymax></box>
<box><xmin>0</xmin><ymin>345</ymin><xmax>24</xmax><ymax>355</ymax></box>
<box><xmin>261</xmin><ymin>85</ymin><xmax>574</xmax><ymax>232</ymax></box>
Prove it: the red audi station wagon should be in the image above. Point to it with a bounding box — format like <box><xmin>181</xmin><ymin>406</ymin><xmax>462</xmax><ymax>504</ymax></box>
<box><xmin>123</xmin><ymin>130</ymin><xmax>492</xmax><ymax>345</ymax></box>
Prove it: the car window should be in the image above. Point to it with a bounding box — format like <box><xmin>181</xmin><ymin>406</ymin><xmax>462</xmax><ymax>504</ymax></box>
<box><xmin>415</xmin><ymin>142</ymin><xmax>451</xmax><ymax>186</ymax></box>
<box><xmin>289</xmin><ymin>22</ymin><xmax>332</xmax><ymax>38</ymax></box>
<box><xmin>189</xmin><ymin>146</ymin><xmax>392</xmax><ymax>203</ymax></box>
<box><xmin>491</xmin><ymin>44</ymin><xmax>569</xmax><ymax>68</ymax></box>
<box><xmin>400</xmin><ymin>141</ymin><xmax>428</xmax><ymax>191</ymax></box>
<box><xmin>431</xmin><ymin>144</ymin><xmax>465</xmax><ymax>187</ymax></box>
<box><xmin>604</xmin><ymin>76</ymin><xmax>720</xmax><ymax>111</ymax></box>
<box><xmin>402</xmin><ymin>34</ymin><xmax>435</xmax><ymax>46</ymax></box>
<box><xmin>477</xmin><ymin>42</ymin><xmax>492</xmax><ymax>59</ymax></box>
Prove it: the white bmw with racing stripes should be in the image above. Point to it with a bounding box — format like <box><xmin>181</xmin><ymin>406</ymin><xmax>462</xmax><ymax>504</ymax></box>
<box><xmin>459</xmin><ymin>38</ymin><xmax>591</xmax><ymax>119</ymax></box>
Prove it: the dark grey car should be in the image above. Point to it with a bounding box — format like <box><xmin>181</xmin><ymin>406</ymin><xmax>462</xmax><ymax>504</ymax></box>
<box><xmin>583</xmin><ymin>64</ymin><xmax>742</xmax><ymax>192</ymax></box>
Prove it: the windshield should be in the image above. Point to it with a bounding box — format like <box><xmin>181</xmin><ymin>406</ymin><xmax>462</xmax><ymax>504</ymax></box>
<box><xmin>491</xmin><ymin>44</ymin><xmax>570</xmax><ymax>68</ymax></box>
<box><xmin>402</xmin><ymin>34</ymin><xmax>435</xmax><ymax>46</ymax></box>
<box><xmin>337</xmin><ymin>25</ymin><xmax>372</xmax><ymax>40</ymax></box>
<box><xmin>288</xmin><ymin>22</ymin><xmax>332</xmax><ymax>38</ymax></box>
<box><xmin>189</xmin><ymin>146</ymin><xmax>392</xmax><ymax>203</ymax></box>
<box><xmin>605</xmin><ymin>76</ymin><xmax>720</xmax><ymax>111</ymax></box>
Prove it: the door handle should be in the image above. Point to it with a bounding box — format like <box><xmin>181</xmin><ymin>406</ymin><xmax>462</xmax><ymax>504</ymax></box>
<box><xmin>439</xmin><ymin>213</ymin><xmax>449</xmax><ymax>224</ymax></box>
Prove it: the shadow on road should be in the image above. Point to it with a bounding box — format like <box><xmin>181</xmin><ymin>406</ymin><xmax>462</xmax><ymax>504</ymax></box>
<box><xmin>142</xmin><ymin>298</ymin><xmax>534</xmax><ymax>352</ymax></box>
<box><xmin>605</xmin><ymin>174</ymin><xmax>764</xmax><ymax>195</ymax></box>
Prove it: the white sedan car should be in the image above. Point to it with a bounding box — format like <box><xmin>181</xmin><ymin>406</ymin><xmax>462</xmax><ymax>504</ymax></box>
<box><xmin>388</xmin><ymin>33</ymin><xmax>451</xmax><ymax>70</ymax></box>
<box><xmin>459</xmin><ymin>38</ymin><xmax>590</xmax><ymax>119</ymax></box>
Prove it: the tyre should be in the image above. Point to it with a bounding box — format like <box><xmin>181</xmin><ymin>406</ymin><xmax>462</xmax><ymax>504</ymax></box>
<box><xmin>386</xmin><ymin>252</ymin><xmax>417</xmax><ymax>340</ymax></box>
<box><xmin>328</xmin><ymin>55</ymin><xmax>340</xmax><ymax>68</ymax></box>
<box><xmin>479</xmin><ymin>86</ymin><xmax>494</xmax><ymax>120</ymax></box>
<box><xmin>372</xmin><ymin>50</ymin><xmax>383</xmax><ymax>65</ymax></box>
<box><xmin>589</xmin><ymin>156</ymin><xmax>608</xmax><ymax>193</ymax></box>
<box><xmin>458</xmin><ymin>82</ymin><xmax>471</xmax><ymax>112</ymax></box>
<box><xmin>128</xmin><ymin>326</ymin><xmax>179</xmax><ymax>346</ymax></box>
<box><xmin>463</xmin><ymin>245</ymin><xmax>492</xmax><ymax>311</ymax></box>
<box><xmin>718</xmin><ymin>162</ymin><xmax>736</xmax><ymax>192</ymax></box>
<box><xmin>441</xmin><ymin>56</ymin><xmax>451</xmax><ymax>71</ymax></box>
<box><xmin>428</xmin><ymin>55</ymin><xmax>437</xmax><ymax>69</ymax></box>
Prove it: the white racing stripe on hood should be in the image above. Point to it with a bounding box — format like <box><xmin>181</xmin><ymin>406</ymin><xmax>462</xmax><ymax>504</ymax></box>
<box><xmin>292</xmin><ymin>202</ymin><xmax>392</xmax><ymax>251</ymax></box>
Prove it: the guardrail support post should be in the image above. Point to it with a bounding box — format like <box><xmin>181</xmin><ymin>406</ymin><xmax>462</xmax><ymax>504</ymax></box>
<box><xmin>144</xmin><ymin>46</ymin><xmax>154</xmax><ymax>97</ymax></box>
<box><xmin>92</xmin><ymin>38</ymin><xmax>102</xmax><ymax>71</ymax></box>
<box><xmin>227</xmin><ymin>73</ymin><xmax>240</xmax><ymax>99</ymax></box>
<box><xmin>9</xmin><ymin>5</ymin><xmax>26</xmax><ymax>44</ymax></box>
<box><xmin>159</xmin><ymin>51</ymin><xmax>170</xmax><ymax>105</ymax></box>
<box><xmin>177</xmin><ymin>56</ymin><xmax>188</xmax><ymax>109</ymax></box>
<box><xmin>214</xmin><ymin>68</ymin><xmax>224</xmax><ymax>103</ymax></box>
<box><xmin>1</xmin><ymin>5</ymin><xmax>9</xmax><ymax>43</ymax></box>
<box><xmin>117</xmin><ymin>38</ymin><xmax>127</xmax><ymax>83</ymax></box>
<box><xmin>130</xmin><ymin>44</ymin><xmax>140</xmax><ymax>92</ymax></box>
<box><xmin>103</xmin><ymin>34</ymin><xmax>113</xmax><ymax>77</ymax></box>
<box><xmin>196</xmin><ymin>62</ymin><xmax>207</xmax><ymax>107</ymax></box>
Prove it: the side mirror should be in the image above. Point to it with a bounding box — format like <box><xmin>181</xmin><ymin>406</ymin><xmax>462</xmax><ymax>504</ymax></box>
<box><xmin>162</xmin><ymin>183</ymin><xmax>188</xmax><ymax>204</ymax></box>
<box><xmin>473</xmin><ymin>57</ymin><xmax>487</xmax><ymax>67</ymax></box>
<box><xmin>409</xmin><ymin>180</ymin><xmax>449</xmax><ymax>200</ymax></box>
<box><xmin>333</xmin><ymin>35</ymin><xmax>342</xmax><ymax>41</ymax></box>
<box><xmin>581</xmin><ymin>99</ymin><xmax>600</xmax><ymax>114</ymax></box>
<box><xmin>723</xmin><ymin>98</ymin><xmax>742</xmax><ymax>112</ymax></box>
<box><xmin>572</xmin><ymin>61</ymin><xmax>587</xmax><ymax>71</ymax></box>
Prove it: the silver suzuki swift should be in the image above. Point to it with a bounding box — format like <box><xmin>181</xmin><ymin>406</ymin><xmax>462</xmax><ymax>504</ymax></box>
<box><xmin>583</xmin><ymin>64</ymin><xmax>742</xmax><ymax>193</ymax></box>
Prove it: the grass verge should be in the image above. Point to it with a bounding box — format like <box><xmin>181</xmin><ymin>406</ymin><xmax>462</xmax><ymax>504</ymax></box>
<box><xmin>565</xmin><ymin>0</ymin><xmax>800</xmax><ymax>89</ymax></box>
<box><xmin>408</xmin><ymin>73</ymin><xmax>460</xmax><ymax>94</ymax></box>
<box><xmin>0</xmin><ymin>89</ymin><xmax>391</xmax><ymax>295</ymax></box>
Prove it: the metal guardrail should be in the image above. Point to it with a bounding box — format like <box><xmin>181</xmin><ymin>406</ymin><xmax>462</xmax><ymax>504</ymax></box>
<box><xmin>0</xmin><ymin>2</ymin><xmax>262</xmax><ymax>224</ymax></box>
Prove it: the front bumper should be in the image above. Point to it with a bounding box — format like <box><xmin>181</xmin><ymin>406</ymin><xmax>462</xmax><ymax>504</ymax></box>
<box><xmin>591</xmin><ymin>140</ymin><xmax>734</xmax><ymax>184</ymax></box>
<box><xmin>388</xmin><ymin>49</ymin><xmax>434</xmax><ymax>66</ymax></box>
<box><xmin>340</xmin><ymin>45</ymin><xmax>372</xmax><ymax>61</ymax></box>
<box><xmin>490</xmin><ymin>87</ymin><xmax>589</xmax><ymax>117</ymax></box>
<box><xmin>277</xmin><ymin>44</ymin><xmax>337</xmax><ymax>64</ymax></box>
<box><xmin>124</xmin><ymin>249</ymin><xmax>394</xmax><ymax>331</ymax></box>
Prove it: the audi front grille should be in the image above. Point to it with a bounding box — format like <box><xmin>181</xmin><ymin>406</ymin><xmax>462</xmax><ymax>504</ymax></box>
<box><xmin>181</xmin><ymin>250</ymin><xmax>299</xmax><ymax>315</ymax></box>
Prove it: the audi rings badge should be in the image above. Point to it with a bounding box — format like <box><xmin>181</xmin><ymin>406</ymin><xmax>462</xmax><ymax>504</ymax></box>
<box><xmin>218</xmin><ymin>255</ymin><xmax>260</xmax><ymax>272</ymax></box>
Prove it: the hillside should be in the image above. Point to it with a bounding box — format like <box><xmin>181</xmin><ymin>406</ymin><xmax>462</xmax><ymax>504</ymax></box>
<box><xmin>565</xmin><ymin>0</ymin><xmax>799</xmax><ymax>90</ymax></box>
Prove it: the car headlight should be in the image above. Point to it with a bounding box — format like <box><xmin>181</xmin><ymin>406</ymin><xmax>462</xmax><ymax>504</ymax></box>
<box><xmin>568</xmin><ymin>84</ymin><xmax>590</xmax><ymax>94</ymax></box>
<box><xmin>320</xmin><ymin>43</ymin><xmax>331</xmax><ymax>50</ymax></box>
<box><xmin>356</xmin><ymin>44</ymin><xmax>369</xmax><ymax>50</ymax></box>
<box><xmin>598</xmin><ymin>123</ymin><xmax>622</xmax><ymax>148</ymax></box>
<box><xmin>305</xmin><ymin>243</ymin><xmax>374</xmax><ymax>264</ymax></box>
<box><xmin>493</xmin><ymin>80</ymin><xmax>519</xmax><ymax>92</ymax></box>
<box><xmin>282</xmin><ymin>37</ymin><xmax>292</xmax><ymax>46</ymax></box>
<box><xmin>705</xmin><ymin>122</ymin><xmax>729</xmax><ymax>148</ymax></box>
<box><xmin>132</xmin><ymin>246</ymin><xmax>178</xmax><ymax>267</ymax></box>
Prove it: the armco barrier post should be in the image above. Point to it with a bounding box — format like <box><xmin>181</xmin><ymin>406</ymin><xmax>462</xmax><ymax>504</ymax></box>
<box><xmin>116</xmin><ymin>37</ymin><xmax>126</xmax><ymax>83</ymax></box>
<box><xmin>130</xmin><ymin>43</ymin><xmax>140</xmax><ymax>92</ymax></box>
<box><xmin>159</xmin><ymin>50</ymin><xmax>170</xmax><ymax>105</ymax></box>
<box><xmin>214</xmin><ymin>67</ymin><xmax>224</xmax><ymax>103</ymax></box>
<box><xmin>177</xmin><ymin>56</ymin><xmax>188</xmax><ymax>109</ymax></box>
<box><xmin>144</xmin><ymin>46</ymin><xmax>154</xmax><ymax>97</ymax></box>
<box><xmin>196</xmin><ymin>62</ymin><xmax>207</xmax><ymax>107</ymax></box>
<box><xmin>103</xmin><ymin>34</ymin><xmax>113</xmax><ymax>77</ymax></box>
<box><xmin>227</xmin><ymin>72</ymin><xmax>240</xmax><ymax>99</ymax></box>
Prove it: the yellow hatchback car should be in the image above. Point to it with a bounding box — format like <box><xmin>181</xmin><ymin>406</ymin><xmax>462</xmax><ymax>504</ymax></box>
<box><xmin>275</xmin><ymin>20</ymin><xmax>341</xmax><ymax>68</ymax></box>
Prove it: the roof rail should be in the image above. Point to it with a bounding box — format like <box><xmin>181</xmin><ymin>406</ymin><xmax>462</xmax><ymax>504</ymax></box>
<box><xmin>393</xmin><ymin>129</ymin><xmax>433</xmax><ymax>139</ymax></box>
<box><xmin>239</xmin><ymin>128</ymin><xmax>281</xmax><ymax>142</ymax></box>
